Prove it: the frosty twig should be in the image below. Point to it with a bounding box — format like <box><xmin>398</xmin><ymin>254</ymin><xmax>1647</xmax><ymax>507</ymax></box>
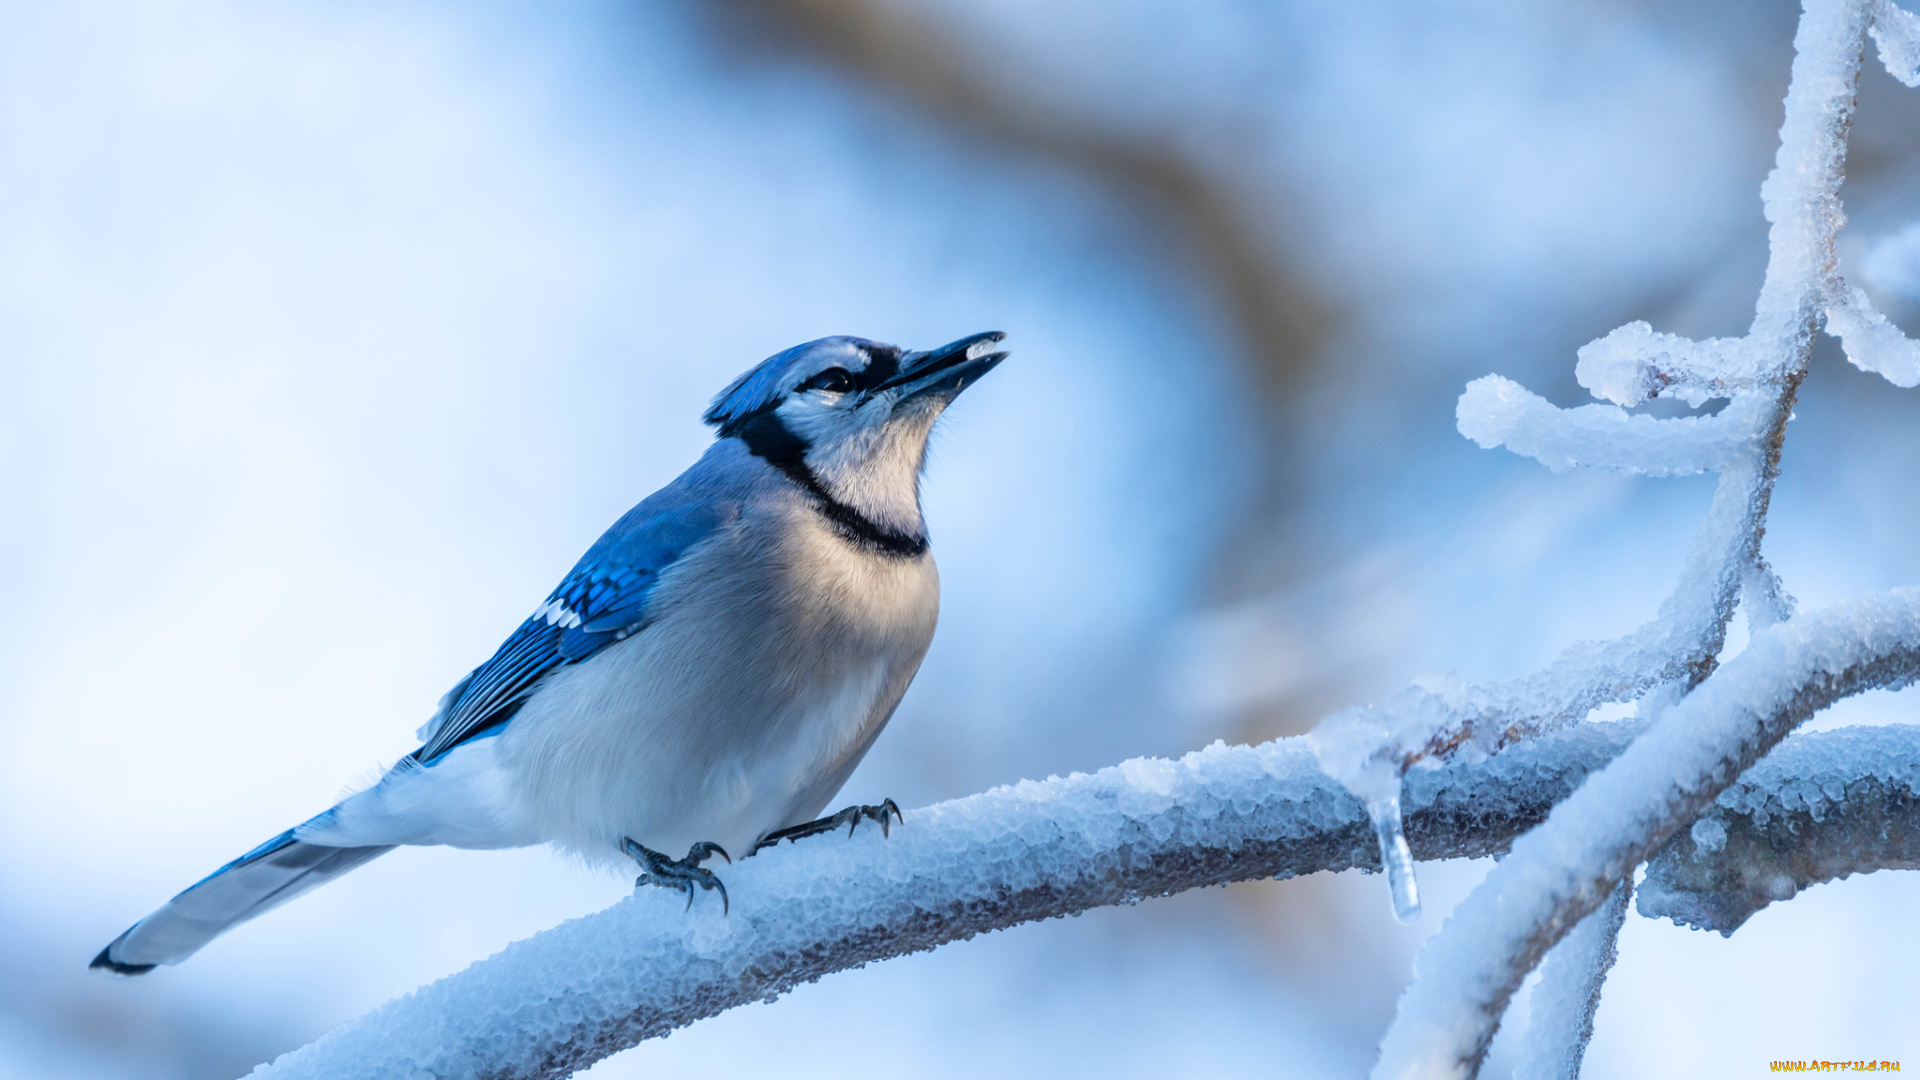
<box><xmin>1358</xmin><ymin>0</ymin><xmax>1920</xmax><ymax>1073</ymax></box>
<box><xmin>1372</xmin><ymin>593</ymin><xmax>1920</xmax><ymax>1080</ymax></box>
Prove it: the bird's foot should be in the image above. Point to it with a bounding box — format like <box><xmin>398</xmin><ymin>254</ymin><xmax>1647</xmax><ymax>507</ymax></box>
<box><xmin>754</xmin><ymin>798</ymin><xmax>903</xmax><ymax>853</ymax></box>
<box><xmin>624</xmin><ymin>838</ymin><xmax>731</xmax><ymax>914</ymax></box>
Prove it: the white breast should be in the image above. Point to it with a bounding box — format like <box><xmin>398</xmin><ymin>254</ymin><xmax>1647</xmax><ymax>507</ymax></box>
<box><xmin>490</xmin><ymin>501</ymin><xmax>940</xmax><ymax>863</ymax></box>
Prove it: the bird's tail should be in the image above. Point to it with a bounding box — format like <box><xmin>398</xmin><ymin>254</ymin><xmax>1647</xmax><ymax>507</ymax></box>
<box><xmin>92</xmin><ymin>827</ymin><xmax>393</xmax><ymax>974</ymax></box>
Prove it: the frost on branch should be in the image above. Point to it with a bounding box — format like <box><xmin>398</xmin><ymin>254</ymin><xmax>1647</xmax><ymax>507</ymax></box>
<box><xmin>1572</xmin><ymin>321</ymin><xmax>1766</xmax><ymax>407</ymax></box>
<box><xmin>1354</xmin><ymin>1</ymin><xmax>1920</xmax><ymax>1074</ymax></box>
<box><xmin>1639</xmin><ymin>723</ymin><xmax>1920</xmax><ymax>933</ymax></box>
<box><xmin>249</xmin><ymin>715</ymin><xmax>1916</xmax><ymax>1080</ymax></box>
<box><xmin>1871</xmin><ymin>0</ymin><xmax>1920</xmax><ymax>85</ymax></box>
<box><xmin>1455</xmin><ymin>375</ymin><xmax>1764</xmax><ymax>476</ymax></box>
<box><xmin>1372</xmin><ymin>593</ymin><xmax>1920</xmax><ymax>1080</ymax></box>
<box><xmin>1825</xmin><ymin>282</ymin><xmax>1920</xmax><ymax>386</ymax></box>
<box><xmin>1512</xmin><ymin>877</ymin><xmax>1631</xmax><ymax>1080</ymax></box>
<box><xmin>250</xmin><ymin>723</ymin><xmax>1643</xmax><ymax>1080</ymax></box>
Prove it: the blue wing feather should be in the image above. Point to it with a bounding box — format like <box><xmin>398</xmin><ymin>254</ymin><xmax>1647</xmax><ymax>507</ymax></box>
<box><xmin>414</xmin><ymin>496</ymin><xmax>736</xmax><ymax>764</ymax></box>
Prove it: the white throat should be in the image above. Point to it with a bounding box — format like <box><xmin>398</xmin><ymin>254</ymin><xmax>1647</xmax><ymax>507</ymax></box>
<box><xmin>802</xmin><ymin>409</ymin><xmax>939</xmax><ymax>538</ymax></box>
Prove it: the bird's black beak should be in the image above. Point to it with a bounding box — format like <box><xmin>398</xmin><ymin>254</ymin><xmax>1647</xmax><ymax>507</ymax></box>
<box><xmin>879</xmin><ymin>331</ymin><xmax>1008</xmax><ymax>400</ymax></box>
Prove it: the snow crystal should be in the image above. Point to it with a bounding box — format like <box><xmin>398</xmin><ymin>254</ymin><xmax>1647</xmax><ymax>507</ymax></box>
<box><xmin>1573</xmin><ymin>321</ymin><xmax>1761</xmax><ymax>407</ymax></box>
<box><xmin>1688</xmin><ymin>815</ymin><xmax>1727</xmax><ymax>856</ymax></box>
<box><xmin>1639</xmin><ymin>723</ymin><xmax>1920</xmax><ymax>932</ymax></box>
<box><xmin>1512</xmin><ymin>878</ymin><xmax>1631</xmax><ymax>1080</ymax></box>
<box><xmin>1871</xmin><ymin>0</ymin><xmax>1920</xmax><ymax>85</ymax></box>
<box><xmin>1825</xmin><ymin>283</ymin><xmax>1920</xmax><ymax>386</ymax></box>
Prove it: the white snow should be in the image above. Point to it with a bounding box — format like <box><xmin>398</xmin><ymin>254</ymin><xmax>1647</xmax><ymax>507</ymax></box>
<box><xmin>1372</xmin><ymin>591</ymin><xmax>1920</xmax><ymax>1080</ymax></box>
<box><xmin>1512</xmin><ymin>877</ymin><xmax>1631</xmax><ymax>1080</ymax></box>
<box><xmin>241</xmin><ymin>685</ymin><xmax>1920</xmax><ymax>1079</ymax></box>
<box><xmin>235</xmin><ymin>716</ymin><xmax>1649</xmax><ymax>1079</ymax></box>
<box><xmin>1871</xmin><ymin>0</ymin><xmax>1920</xmax><ymax>85</ymax></box>
<box><xmin>1455</xmin><ymin>375</ymin><xmax>1764</xmax><ymax>475</ymax></box>
<box><xmin>1712</xmin><ymin>722</ymin><xmax>1920</xmax><ymax>824</ymax></box>
<box><xmin>1573</xmin><ymin>322</ymin><xmax>1764</xmax><ymax>408</ymax></box>
<box><xmin>1825</xmin><ymin>282</ymin><xmax>1920</xmax><ymax>386</ymax></box>
<box><xmin>247</xmin><ymin>736</ymin><xmax>1367</xmax><ymax>1080</ymax></box>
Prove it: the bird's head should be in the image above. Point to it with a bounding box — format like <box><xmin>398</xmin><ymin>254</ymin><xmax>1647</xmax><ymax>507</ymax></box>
<box><xmin>704</xmin><ymin>331</ymin><xmax>1008</xmax><ymax>540</ymax></box>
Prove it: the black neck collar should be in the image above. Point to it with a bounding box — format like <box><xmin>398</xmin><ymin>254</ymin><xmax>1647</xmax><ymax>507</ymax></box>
<box><xmin>729</xmin><ymin>412</ymin><xmax>929</xmax><ymax>559</ymax></box>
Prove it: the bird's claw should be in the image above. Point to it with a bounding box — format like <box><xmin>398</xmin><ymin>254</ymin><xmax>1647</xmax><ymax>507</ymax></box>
<box><xmin>624</xmin><ymin>838</ymin><xmax>731</xmax><ymax>915</ymax></box>
<box><xmin>835</xmin><ymin>798</ymin><xmax>903</xmax><ymax>838</ymax></box>
<box><xmin>753</xmin><ymin>798</ymin><xmax>905</xmax><ymax>852</ymax></box>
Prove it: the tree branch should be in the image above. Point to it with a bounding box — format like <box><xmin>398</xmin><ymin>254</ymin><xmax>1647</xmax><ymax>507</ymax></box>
<box><xmin>703</xmin><ymin>0</ymin><xmax>1331</xmax><ymax>403</ymax></box>
<box><xmin>1512</xmin><ymin>876</ymin><xmax>1632</xmax><ymax>1080</ymax></box>
<box><xmin>1359</xmin><ymin>0</ymin><xmax>1920</xmax><ymax>1072</ymax></box>
<box><xmin>1369</xmin><ymin>590</ymin><xmax>1920</xmax><ymax>1080</ymax></box>
<box><xmin>243</xmin><ymin>722</ymin><xmax>1628</xmax><ymax>1080</ymax></box>
<box><xmin>248</xmin><ymin>702</ymin><xmax>1920</xmax><ymax>1079</ymax></box>
<box><xmin>1639</xmin><ymin>722</ymin><xmax>1920</xmax><ymax>933</ymax></box>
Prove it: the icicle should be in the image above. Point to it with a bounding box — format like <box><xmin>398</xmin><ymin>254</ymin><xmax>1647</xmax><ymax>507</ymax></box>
<box><xmin>1310</xmin><ymin>705</ymin><xmax>1424</xmax><ymax>922</ymax></box>
<box><xmin>1368</xmin><ymin>792</ymin><xmax>1422</xmax><ymax>923</ymax></box>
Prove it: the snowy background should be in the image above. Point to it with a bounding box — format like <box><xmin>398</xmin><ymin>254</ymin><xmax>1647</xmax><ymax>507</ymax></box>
<box><xmin>0</xmin><ymin>0</ymin><xmax>1916</xmax><ymax>1076</ymax></box>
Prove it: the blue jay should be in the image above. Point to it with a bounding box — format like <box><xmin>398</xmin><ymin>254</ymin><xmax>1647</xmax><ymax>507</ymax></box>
<box><xmin>93</xmin><ymin>331</ymin><xmax>1008</xmax><ymax>974</ymax></box>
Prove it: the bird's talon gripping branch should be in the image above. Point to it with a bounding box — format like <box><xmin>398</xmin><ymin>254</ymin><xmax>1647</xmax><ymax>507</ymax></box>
<box><xmin>756</xmin><ymin>798</ymin><xmax>904</xmax><ymax>852</ymax></box>
<box><xmin>625</xmin><ymin>838</ymin><xmax>731</xmax><ymax>914</ymax></box>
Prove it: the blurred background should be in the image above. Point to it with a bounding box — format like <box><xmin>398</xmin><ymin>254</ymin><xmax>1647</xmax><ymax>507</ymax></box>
<box><xmin>2</xmin><ymin>0</ymin><xmax>1918</xmax><ymax>1076</ymax></box>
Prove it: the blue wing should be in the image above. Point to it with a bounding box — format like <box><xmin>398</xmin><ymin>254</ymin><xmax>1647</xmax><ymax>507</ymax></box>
<box><xmin>414</xmin><ymin>496</ymin><xmax>737</xmax><ymax>764</ymax></box>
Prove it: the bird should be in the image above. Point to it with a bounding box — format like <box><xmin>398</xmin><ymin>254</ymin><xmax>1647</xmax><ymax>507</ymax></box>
<box><xmin>92</xmin><ymin>331</ymin><xmax>1009</xmax><ymax>974</ymax></box>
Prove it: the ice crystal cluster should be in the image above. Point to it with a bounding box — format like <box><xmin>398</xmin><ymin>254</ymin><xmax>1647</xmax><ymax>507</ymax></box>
<box><xmin>248</xmin><ymin>2</ymin><xmax>1920</xmax><ymax>1077</ymax></box>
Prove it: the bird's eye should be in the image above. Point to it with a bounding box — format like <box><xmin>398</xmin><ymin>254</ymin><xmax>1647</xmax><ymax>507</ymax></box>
<box><xmin>800</xmin><ymin>368</ymin><xmax>854</xmax><ymax>394</ymax></box>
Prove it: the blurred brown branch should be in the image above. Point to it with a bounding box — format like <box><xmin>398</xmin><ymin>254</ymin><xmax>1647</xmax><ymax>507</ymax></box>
<box><xmin>704</xmin><ymin>0</ymin><xmax>1333</xmax><ymax>408</ymax></box>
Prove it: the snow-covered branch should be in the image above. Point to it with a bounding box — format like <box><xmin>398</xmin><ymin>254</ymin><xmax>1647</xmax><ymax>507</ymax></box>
<box><xmin>1322</xmin><ymin>0</ymin><xmax>1920</xmax><ymax>825</ymax></box>
<box><xmin>1343</xmin><ymin>0</ymin><xmax>1920</xmax><ymax>1073</ymax></box>
<box><xmin>1370</xmin><ymin>591</ymin><xmax>1920</xmax><ymax>1080</ymax></box>
<box><xmin>250</xmin><ymin>707</ymin><xmax>1920</xmax><ymax>1080</ymax></box>
<box><xmin>1455</xmin><ymin>376</ymin><xmax>1766</xmax><ymax>477</ymax></box>
<box><xmin>1639</xmin><ymin>722</ymin><xmax>1920</xmax><ymax>933</ymax></box>
<box><xmin>1511</xmin><ymin>876</ymin><xmax>1631</xmax><ymax>1080</ymax></box>
<box><xmin>248</xmin><ymin>723</ymin><xmax>1634</xmax><ymax>1080</ymax></box>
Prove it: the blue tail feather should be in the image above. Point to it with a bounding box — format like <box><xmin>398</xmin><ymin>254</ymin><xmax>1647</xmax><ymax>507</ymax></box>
<box><xmin>92</xmin><ymin>829</ymin><xmax>393</xmax><ymax>975</ymax></box>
